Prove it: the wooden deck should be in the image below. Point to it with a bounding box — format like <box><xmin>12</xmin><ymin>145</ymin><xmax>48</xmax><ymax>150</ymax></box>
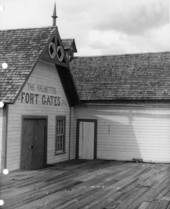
<box><xmin>1</xmin><ymin>160</ymin><xmax>170</xmax><ymax>209</ymax></box>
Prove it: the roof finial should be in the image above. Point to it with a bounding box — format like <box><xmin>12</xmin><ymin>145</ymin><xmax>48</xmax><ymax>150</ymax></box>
<box><xmin>52</xmin><ymin>2</ymin><xmax>57</xmax><ymax>26</ymax></box>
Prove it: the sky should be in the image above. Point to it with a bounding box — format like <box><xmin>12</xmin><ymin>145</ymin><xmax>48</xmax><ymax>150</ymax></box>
<box><xmin>0</xmin><ymin>0</ymin><xmax>169</xmax><ymax>56</ymax></box>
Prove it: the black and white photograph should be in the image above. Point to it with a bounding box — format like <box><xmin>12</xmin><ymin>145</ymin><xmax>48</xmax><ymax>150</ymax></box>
<box><xmin>0</xmin><ymin>0</ymin><xmax>170</xmax><ymax>208</ymax></box>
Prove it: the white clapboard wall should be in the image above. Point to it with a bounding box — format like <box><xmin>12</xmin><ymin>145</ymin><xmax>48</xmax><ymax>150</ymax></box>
<box><xmin>6</xmin><ymin>60</ymin><xmax>70</xmax><ymax>171</ymax></box>
<box><xmin>72</xmin><ymin>104</ymin><xmax>170</xmax><ymax>163</ymax></box>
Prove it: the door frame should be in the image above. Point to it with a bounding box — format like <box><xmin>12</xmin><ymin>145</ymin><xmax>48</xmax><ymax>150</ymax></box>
<box><xmin>76</xmin><ymin>119</ymin><xmax>97</xmax><ymax>160</ymax></box>
<box><xmin>20</xmin><ymin>115</ymin><xmax>48</xmax><ymax>169</ymax></box>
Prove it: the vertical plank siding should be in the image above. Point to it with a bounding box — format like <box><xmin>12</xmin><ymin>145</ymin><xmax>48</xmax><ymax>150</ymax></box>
<box><xmin>72</xmin><ymin>104</ymin><xmax>170</xmax><ymax>163</ymax></box>
<box><xmin>0</xmin><ymin>107</ymin><xmax>7</xmax><ymax>172</ymax></box>
<box><xmin>70</xmin><ymin>107</ymin><xmax>77</xmax><ymax>159</ymax></box>
<box><xmin>6</xmin><ymin>60</ymin><xmax>71</xmax><ymax>171</ymax></box>
<box><xmin>0</xmin><ymin>109</ymin><xmax>3</xmax><ymax>171</ymax></box>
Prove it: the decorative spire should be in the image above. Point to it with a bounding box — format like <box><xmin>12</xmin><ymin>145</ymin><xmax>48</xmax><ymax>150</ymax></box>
<box><xmin>52</xmin><ymin>2</ymin><xmax>58</xmax><ymax>26</ymax></box>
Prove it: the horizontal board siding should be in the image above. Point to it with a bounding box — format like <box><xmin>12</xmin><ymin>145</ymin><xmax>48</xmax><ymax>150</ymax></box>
<box><xmin>73</xmin><ymin>105</ymin><xmax>170</xmax><ymax>163</ymax></box>
<box><xmin>7</xmin><ymin>60</ymin><xmax>70</xmax><ymax>171</ymax></box>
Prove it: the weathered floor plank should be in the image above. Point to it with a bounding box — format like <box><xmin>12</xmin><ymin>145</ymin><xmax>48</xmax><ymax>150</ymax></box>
<box><xmin>0</xmin><ymin>160</ymin><xmax>170</xmax><ymax>209</ymax></box>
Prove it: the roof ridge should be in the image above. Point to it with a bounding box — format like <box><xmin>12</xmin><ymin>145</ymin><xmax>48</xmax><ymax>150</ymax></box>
<box><xmin>0</xmin><ymin>26</ymin><xmax>57</xmax><ymax>32</ymax></box>
<box><xmin>74</xmin><ymin>51</ymin><xmax>170</xmax><ymax>59</ymax></box>
<box><xmin>70</xmin><ymin>51</ymin><xmax>170</xmax><ymax>102</ymax></box>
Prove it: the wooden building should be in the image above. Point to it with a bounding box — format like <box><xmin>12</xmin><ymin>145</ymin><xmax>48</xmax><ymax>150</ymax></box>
<box><xmin>0</xmin><ymin>25</ymin><xmax>170</xmax><ymax>172</ymax></box>
<box><xmin>0</xmin><ymin>27</ymin><xmax>78</xmax><ymax>171</ymax></box>
<box><xmin>70</xmin><ymin>53</ymin><xmax>170</xmax><ymax>163</ymax></box>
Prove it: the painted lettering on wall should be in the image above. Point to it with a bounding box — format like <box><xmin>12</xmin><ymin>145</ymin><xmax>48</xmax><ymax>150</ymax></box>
<box><xmin>21</xmin><ymin>92</ymin><xmax>39</xmax><ymax>104</ymax></box>
<box><xmin>17</xmin><ymin>83</ymin><xmax>62</xmax><ymax>106</ymax></box>
<box><xmin>27</xmin><ymin>83</ymin><xmax>57</xmax><ymax>94</ymax></box>
<box><xmin>19</xmin><ymin>92</ymin><xmax>60</xmax><ymax>106</ymax></box>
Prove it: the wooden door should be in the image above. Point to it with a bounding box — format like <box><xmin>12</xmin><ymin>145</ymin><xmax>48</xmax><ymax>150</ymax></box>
<box><xmin>78</xmin><ymin>121</ymin><xmax>96</xmax><ymax>160</ymax></box>
<box><xmin>32</xmin><ymin>120</ymin><xmax>46</xmax><ymax>169</ymax></box>
<box><xmin>21</xmin><ymin>119</ymin><xmax>34</xmax><ymax>169</ymax></box>
<box><xmin>21</xmin><ymin>118</ymin><xmax>47</xmax><ymax>170</ymax></box>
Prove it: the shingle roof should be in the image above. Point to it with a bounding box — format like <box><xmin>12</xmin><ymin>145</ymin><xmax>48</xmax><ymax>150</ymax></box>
<box><xmin>70</xmin><ymin>52</ymin><xmax>170</xmax><ymax>101</ymax></box>
<box><xmin>62</xmin><ymin>39</ymin><xmax>77</xmax><ymax>52</ymax></box>
<box><xmin>1</xmin><ymin>27</ymin><xmax>169</xmax><ymax>104</ymax></box>
<box><xmin>0</xmin><ymin>27</ymin><xmax>56</xmax><ymax>103</ymax></box>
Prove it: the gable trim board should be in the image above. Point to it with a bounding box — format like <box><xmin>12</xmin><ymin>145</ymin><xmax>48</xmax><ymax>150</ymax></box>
<box><xmin>57</xmin><ymin>65</ymin><xmax>79</xmax><ymax>106</ymax></box>
<box><xmin>40</xmin><ymin>28</ymin><xmax>69</xmax><ymax>68</ymax></box>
